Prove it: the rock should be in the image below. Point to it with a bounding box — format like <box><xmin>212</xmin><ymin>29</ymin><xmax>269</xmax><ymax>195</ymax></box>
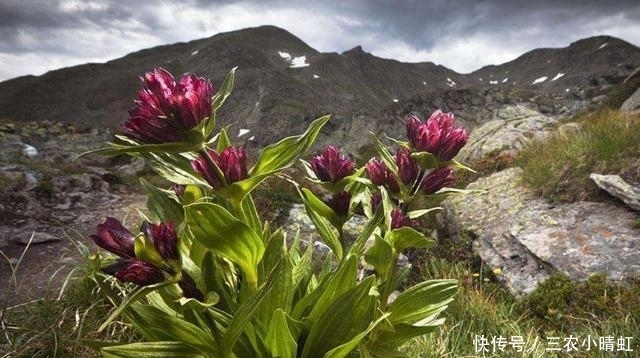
<box><xmin>441</xmin><ymin>168</ymin><xmax>640</xmax><ymax>297</ymax></box>
<box><xmin>285</xmin><ymin>203</ymin><xmax>410</xmax><ymax>274</ymax></box>
<box><xmin>22</xmin><ymin>144</ymin><xmax>38</xmax><ymax>158</ymax></box>
<box><xmin>590</xmin><ymin>173</ymin><xmax>640</xmax><ymax>211</ymax></box>
<box><xmin>620</xmin><ymin>86</ymin><xmax>640</xmax><ymax>113</ymax></box>
<box><xmin>11</xmin><ymin>231</ymin><xmax>62</xmax><ymax>245</ymax></box>
<box><xmin>457</xmin><ymin>104</ymin><xmax>560</xmax><ymax>163</ymax></box>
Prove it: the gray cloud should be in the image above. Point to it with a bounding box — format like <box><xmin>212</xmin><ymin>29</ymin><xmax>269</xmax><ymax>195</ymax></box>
<box><xmin>1</xmin><ymin>0</ymin><xmax>639</xmax><ymax>81</ymax></box>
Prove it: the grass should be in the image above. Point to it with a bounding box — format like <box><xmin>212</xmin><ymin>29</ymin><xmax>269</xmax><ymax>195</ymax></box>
<box><xmin>399</xmin><ymin>256</ymin><xmax>639</xmax><ymax>357</ymax></box>
<box><xmin>1</xmin><ymin>239</ymin><xmax>137</xmax><ymax>358</ymax></box>
<box><xmin>517</xmin><ymin>110</ymin><xmax>640</xmax><ymax>202</ymax></box>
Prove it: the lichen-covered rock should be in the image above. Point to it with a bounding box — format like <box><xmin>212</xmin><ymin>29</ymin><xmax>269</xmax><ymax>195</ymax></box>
<box><xmin>441</xmin><ymin>167</ymin><xmax>640</xmax><ymax>297</ymax></box>
<box><xmin>457</xmin><ymin>105</ymin><xmax>560</xmax><ymax>163</ymax></box>
<box><xmin>620</xmin><ymin>86</ymin><xmax>640</xmax><ymax>113</ymax></box>
<box><xmin>590</xmin><ymin>173</ymin><xmax>640</xmax><ymax>211</ymax></box>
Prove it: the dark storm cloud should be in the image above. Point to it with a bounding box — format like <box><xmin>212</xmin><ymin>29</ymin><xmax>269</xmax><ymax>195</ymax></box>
<box><xmin>300</xmin><ymin>0</ymin><xmax>640</xmax><ymax>49</ymax></box>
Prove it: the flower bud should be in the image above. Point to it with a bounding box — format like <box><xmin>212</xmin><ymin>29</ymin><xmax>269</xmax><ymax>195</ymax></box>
<box><xmin>326</xmin><ymin>191</ymin><xmax>351</xmax><ymax>218</ymax></box>
<box><xmin>309</xmin><ymin>146</ymin><xmax>355</xmax><ymax>183</ymax></box>
<box><xmin>390</xmin><ymin>208</ymin><xmax>417</xmax><ymax>229</ymax></box>
<box><xmin>420</xmin><ymin>167</ymin><xmax>455</xmax><ymax>194</ymax></box>
<box><xmin>141</xmin><ymin>221</ymin><xmax>179</xmax><ymax>261</ymax></box>
<box><xmin>405</xmin><ymin>110</ymin><xmax>468</xmax><ymax>161</ymax></box>
<box><xmin>395</xmin><ymin>147</ymin><xmax>419</xmax><ymax>186</ymax></box>
<box><xmin>365</xmin><ymin>158</ymin><xmax>400</xmax><ymax>193</ymax></box>
<box><xmin>102</xmin><ymin>259</ymin><xmax>164</xmax><ymax>286</ymax></box>
<box><xmin>178</xmin><ymin>270</ymin><xmax>205</xmax><ymax>302</ymax></box>
<box><xmin>91</xmin><ymin>217</ymin><xmax>135</xmax><ymax>259</ymax></box>
<box><xmin>191</xmin><ymin>146</ymin><xmax>248</xmax><ymax>187</ymax></box>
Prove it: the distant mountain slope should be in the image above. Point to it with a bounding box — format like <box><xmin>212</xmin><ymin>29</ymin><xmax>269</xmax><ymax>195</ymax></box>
<box><xmin>469</xmin><ymin>36</ymin><xmax>640</xmax><ymax>91</ymax></box>
<box><xmin>0</xmin><ymin>26</ymin><xmax>638</xmax><ymax>150</ymax></box>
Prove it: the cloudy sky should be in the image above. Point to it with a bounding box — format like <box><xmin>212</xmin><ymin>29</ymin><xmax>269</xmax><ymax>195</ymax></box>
<box><xmin>1</xmin><ymin>0</ymin><xmax>639</xmax><ymax>82</ymax></box>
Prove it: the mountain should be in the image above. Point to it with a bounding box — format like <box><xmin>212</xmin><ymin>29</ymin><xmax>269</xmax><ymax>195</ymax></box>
<box><xmin>0</xmin><ymin>26</ymin><xmax>639</xmax><ymax>152</ymax></box>
<box><xmin>469</xmin><ymin>35</ymin><xmax>640</xmax><ymax>91</ymax></box>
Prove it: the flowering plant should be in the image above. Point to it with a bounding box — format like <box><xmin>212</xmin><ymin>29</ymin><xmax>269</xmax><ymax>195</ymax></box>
<box><xmin>84</xmin><ymin>67</ymin><xmax>470</xmax><ymax>357</ymax></box>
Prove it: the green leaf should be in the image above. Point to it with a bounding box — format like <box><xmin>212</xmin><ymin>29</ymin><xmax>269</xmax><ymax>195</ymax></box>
<box><xmin>265</xmin><ymin>309</ymin><xmax>300</xmax><ymax>358</ymax></box>
<box><xmin>449</xmin><ymin>158</ymin><xmax>476</xmax><ymax>173</ymax></box>
<box><xmin>251</xmin><ymin>115</ymin><xmax>330</xmax><ymax>176</ymax></box>
<box><xmin>101</xmin><ymin>341</ymin><xmax>204</xmax><ymax>358</ymax></box>
<box><xmin>221</xmin><ymin>262</ymin><xmax>279</xmax><ymax>357</ymax></box>
<box><xmin>212</xmin><ymin>67</ymin><xmax>236</xmax><ymax>112</ymax></box>
<box><xmin>146</xmin><ymin>152</ymin><xmax>209</xmax><ymax>186</ymax></box>
<box><xmin>364</xmin><ymin>235</ymin><xmax>393</xmax><ymax>281</ymax></box>
<box><xmin>323</xmin><ymin>313</ymin><xmax>390</xmax><ymax>358</ymax></box>
<box><xmin>293</xmin><ymin>254</ymin><xmax>358</xmax><ymax>324</ymax></box>
<box><xmin>387</xmin><ymin>279</ymin><xmax>458</xmax><ymax>325</ymax></box>
<box><xmin>372</xmin><ymin>323</ymin><xmax>441</xmax><ymax>350</ymax></box>
<box><xmin>387</xmin><ymin>227</ymin><xmax>435</xmax><ymax>252</ymax></box>
<box><xmin>98</xmin><ymin>281</ymin><xmax>173</xmax><ymax>333</ymax></box>
<box><xmin>125</xmin><ymin>303</ymin><xmax>217</xmax><ymax>352</ymax></box>
<box><xmin>185</xmin><ymin>202</ymin><xmax>264</xmax><ymax>289</ymax></box>
<box><xmin>410</xmin><ymin>151</ymin><xmax>440</xmax><ymax>170</ymax></box>
<box><xmin>370</xmin><ymin>131</ymin><xmax>397</xmax><ymax>174</ymax></box>
<box><xmin>300</xmin><ymin>277</ymin><xmax>378</xmax><ymax>358</ymax></box>
<box><xmin>255</xmin><ymin>253</ymin><xmax>294</xmax><ymax>328</ymax></box>
<box><xmin>406</xmin><ymin>207</ymin><xmax>441</xmax><ymax>219</ymax></box>
<box><xmin>140</xmin><ymin>178</ymin><xmax>184</xmax><ymax>224</ymax></box>
<box><xmin>216</xmin><ymin>127</ymin><xmax>233</xmax><ymax>152</ymax></box>
<box><xmin>77</xmin><ymin>140</ymin><xmax>200</xmax><ymax>158</ymax></box>
<box><xmin>347</xmin><ymin>204</ymin><xmax>383</xmax><ymax>257</ymax></box>
<box><xmin>298</xmin><ymin>188</ymin><xmax>343</xmax><ymax>259</ymax></box>
<box><xmin>300</xmin><ymin>187</ymin><xmax>341</xmax><ymax>227</ymax></box>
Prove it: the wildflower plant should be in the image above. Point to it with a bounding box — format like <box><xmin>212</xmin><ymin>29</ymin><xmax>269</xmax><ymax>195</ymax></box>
<box><xmin>84</xmin><ymin>67</ymin><xmax>471</xmax><ymax>357</ymax></box>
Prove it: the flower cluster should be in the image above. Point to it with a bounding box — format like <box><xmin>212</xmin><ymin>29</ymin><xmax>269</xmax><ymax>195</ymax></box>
<box><xmin>123</xmin><ymin>68</ymin><xmax>213</xmax><ymax>143</ymax></box>
<box><xmin>363</xmin><ymin>110</ymin><xmax>468</xmax><ymax>228</ymax></box>
<box><xmin>91</xmin><ymin>217</ymin><xmax>203</xmax><ymax>300</ymax></box>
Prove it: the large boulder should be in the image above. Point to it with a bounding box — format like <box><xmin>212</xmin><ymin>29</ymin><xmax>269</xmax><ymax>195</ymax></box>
<box><xmin>440</xmin><ymin>167</ymin><xmax>640</xmax><ymax>297</ymax></box>
<box><xmin>620</xmin><ymin>86</ymin><xmax>640</xmax><ymax>112</ymax></box>
<box><xmin>457</xmin><ymin>105</ymin><xmax>561</xmax><ymax>163</ymax></box>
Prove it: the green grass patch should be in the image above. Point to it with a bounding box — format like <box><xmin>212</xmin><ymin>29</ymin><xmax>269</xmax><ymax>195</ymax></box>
<box><xmin>517</xmin><ymin>110</ymin><xmax>640</xmax><ymax>202</ymax></box>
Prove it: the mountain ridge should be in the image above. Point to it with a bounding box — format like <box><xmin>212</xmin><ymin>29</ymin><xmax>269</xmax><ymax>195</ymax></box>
<box><xmin>0</xmin><ymin>25</ymin><xmax>638</xmax><ymax>152</ymax></box>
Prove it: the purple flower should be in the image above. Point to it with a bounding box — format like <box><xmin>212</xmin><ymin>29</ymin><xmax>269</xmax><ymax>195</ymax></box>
<box><xmin>141</xmin><ymin>221</ymin><xmax>179</xmax><ymax>261</ymax></box>
<box><xmin>178</xmin><ymin>271</ymin><xmax>204</xmax><ymax>301</ymax></box>
<box><xmin>91</xmin><ymin>217</ymin><xmax>135</xmax><ymax>259</ymax></box>
<box><xmin>365</xmin><ymin>158</ymin><xmax>400</xmax><ymax>193</ymax></box>
<box><xmin>191</xmin><ymin>146</ymin><xmax>248</xmax><ymax>187</ymax></box>
<box><xmin>405</xmin><ymin>110</ymin><xmax>468</xmax><ymax>161</ymax></box>
<box><xmin>391</xmin><ymin>208</ymin><xmax>418</xmax><ymax>230</ymax></box>
<box><xmin>123</xmin><ymin>68</ymin><xmax>213</xmax><ymax>143</ymax></box>
<box><xmin>326</xmin><ymin>191</ymin><xmax>351</xmax><ymax>218</ymax></box>
<box><xmin>395</xmin><ymin>147</ymin><xmax>419</xmax><ymax>186</ymax></box>
<box><xmin>102</xmin><ymin>259</ymin><xmax>164</xmax><ymax>286</ymax></box>
<box><xmin>420</xmin><ymin>167</ymin><xmax>455</xmax><ymax>194</ymax></box>
<box><xmin>309</xmin><ymin>146</ymin><xmax>355</xmax><ymax>183</ymax></box>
